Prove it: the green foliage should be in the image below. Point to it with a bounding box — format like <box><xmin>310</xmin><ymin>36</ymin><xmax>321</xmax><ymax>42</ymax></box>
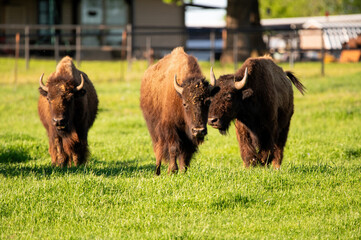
<box><xmin>162</xmin><ymin>0</ymin><xmax>185</xmax><ymax>6</ymax></box>
<box><xmin>1</xmin><ymin>58</ymin><xmax>361</xmax><ymax>239</ymax></box>
<box><xmin>259</xmin><ymin>0</ymin><xmax>361</xmax><ymax>18</ymax></box>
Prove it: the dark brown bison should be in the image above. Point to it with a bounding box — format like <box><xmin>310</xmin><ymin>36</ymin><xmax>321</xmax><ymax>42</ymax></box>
<box><xmin>38</xmin><ymin>56</ymin><xmax>98</xmax><ymax>167</ymax></box>
<box><xmin>208</xmin><ymin>56</ymin><xmax>305</xmax><ymax>169</ymax></box>
<box><xmin>140</xmin><ymin>47</ymin><xmax>216</xmax><ymax>175</ymax></box>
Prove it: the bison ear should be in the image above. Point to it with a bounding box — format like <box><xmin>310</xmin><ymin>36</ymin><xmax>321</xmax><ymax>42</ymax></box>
<box><xmin>39</xmin><ymin>87</ymin><xmax>48</xmax><ymax>97</ymax></box>
<box><xmin>75</xmin><ymin>89</ymin><xmax>86</xmax><ymax>98</ymax></box>
<box><xmin>242</xmin><ymin>88</ymin><xmax>253</xmax><ymax>100</ymax></box>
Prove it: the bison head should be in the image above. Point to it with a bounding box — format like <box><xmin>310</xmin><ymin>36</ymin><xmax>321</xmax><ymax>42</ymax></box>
<box><xmin>174</xmin><ymin>74</ymin><xmax>217</xmax><ymax>142</ymax></box>
<box><xmin>208</xmin><ymin>67</ymin><xmax>249</xmax><ymax>135</ymax></box>
<box><xmin>39</xmin><ymin>73</ymin><xmax>86</xmax><ymax>134</ymax></box>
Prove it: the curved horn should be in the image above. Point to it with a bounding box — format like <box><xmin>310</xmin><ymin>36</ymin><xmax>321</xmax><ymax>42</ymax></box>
<box><xmin>210</xmin><ymin>66</ymin><xmax>216</xmax><ymax>86</ymax></box>
<box><xmin>234</xmin><ymin>67</ymin><xmax>248</xmax><ymax>90</ymax></box>
<box><xmin>174</xmin><ymin>74</ymin><xmax>183</xmax><ymax>95</ymax></box>
<box><xmin>76</xmin><ymin>74</ymin><xmax>85</xmax><ymax>91</ymax></box>
<box><xmin>39</xmin><ymin>73</ymin><xmax>48</xmax><ymax>92</ymax></box>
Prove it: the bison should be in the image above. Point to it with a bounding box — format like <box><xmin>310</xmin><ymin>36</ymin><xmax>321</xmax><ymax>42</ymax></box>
<box><xmin>38</xmin><ymin>56</ymin><xmax>98</xmax><ymax>167</ymax></box>
<box><xmin>140</xmin><ymin>47</ymin><xmax>216</xmax><ymax>175</ymax></box>
<box><xmin>208</xmin><ymin>56</ymin><xmax>305</xmax><ymax>169</ymax></box>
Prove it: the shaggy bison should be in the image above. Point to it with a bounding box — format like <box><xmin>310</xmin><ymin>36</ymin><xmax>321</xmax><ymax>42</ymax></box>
<box><xmin>140</xmin><ymin>47</ymin><xmax>216</xmax><ymax>175</ymax></box>
<box><xmin>208</xmin><ymin>56</ymin><xmax>305</xmax><ymax>169</ymax></box>
<box><xmin>38</xmin><ymin>56</ymin><xmax>98</xmax><ymax>167</ymax></box>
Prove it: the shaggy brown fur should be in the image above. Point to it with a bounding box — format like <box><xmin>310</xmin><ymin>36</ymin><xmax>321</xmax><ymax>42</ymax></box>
<box><xmin>140</xmin><ymin>47</ymin><xmax>215</xmax><ymax>175</ymax></box>
<box><xmin>208</xmin><ymin>56</ymin><xmax>305</xmax><ymax>169</ymax></box>
<box><xmin>38</xmin><ymin>56</ymin><xmax>98</xmax><ymax>167</ymax></box>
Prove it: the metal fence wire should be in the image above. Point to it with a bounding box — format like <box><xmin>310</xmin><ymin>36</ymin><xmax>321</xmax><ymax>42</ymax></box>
<box><xmin>1</xmin><ymin>24</ymin><xmax>361</xmax><ymax>75</ymax></box>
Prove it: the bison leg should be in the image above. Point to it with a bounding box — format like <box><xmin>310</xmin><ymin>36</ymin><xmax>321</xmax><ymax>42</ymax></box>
<box><xmin>235</xmin><ymin>121</ymin><xmax>258</xmax><ymax>167</ymax></box>
<box><xmin>54</xmin><ymin>137</ymin><xmax>68</xmax><ymax>167</ymax></box>
<box><xmin>272</xmin><ymin>147</ymin><xmax>282</xmax><ymax>169</ymax></box>
<box><xmin>272</xmin><ymin>122</ymin><xmax>290</xmax><ymax>169</ymax></box>
<box><xmin>179</xmin><ymin>151</ymin><xmax>192</xmax><ymax>173</ymax></box>
<box><xmin>168</xmin><ymin>145</ymin><xmax>179</xmax><ymax>174</ymax></box>
<box><xmin>153</xmin><ymin>141</ymin><xmax>163</xmax><ymax>175</ymax></box>
<box><xmin>48</xmin><ymin>137</ymin><xmax>58</xmax><ymax>166</ymax></box>
<box><xmin>72</xmin><ymin>140</ymin><xmax>89</xmax><ymax>166</ymax></box>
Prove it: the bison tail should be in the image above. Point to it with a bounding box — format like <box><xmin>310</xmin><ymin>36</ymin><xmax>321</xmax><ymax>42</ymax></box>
<box><xmin>286</xmin><ymin>71</ymin><xmax>306</xmax><ymax>95</ymax></box>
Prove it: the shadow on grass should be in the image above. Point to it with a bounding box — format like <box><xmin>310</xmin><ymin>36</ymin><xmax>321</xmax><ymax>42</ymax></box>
<box><xmin>211</xmin><ymin>193</ymin><xmax>255</xmax><ymax>210</ymax></box>
<box><xmin>0</xmin><ymin>147</ymin><xmax>31</xmax><ymax>163</ymax></box>
<box><xmin>345</xmin><ymin>147</ymin><xmax>361</xmax><ymax>160</ymax></box>
<box><xmin>288</xmin><ymin>163</ymin><xmax>361</xmax><ymax>174</ymax></box>
<box><xmin>0</xmin><ymin>158</ymin><xmax>156</xmax><ymax>178</ymax></box>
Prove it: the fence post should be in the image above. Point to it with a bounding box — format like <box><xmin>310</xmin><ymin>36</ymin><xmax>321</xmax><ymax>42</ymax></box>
<box><xmin>25</xmin><ymin>26</ymin><xmax>30</xmax><ymax>70</ymax></box>
<box><xmin>76</xmin><ymin>25</ymin><xmax>81</xmax><ymax>67</ymax></box>
<box><xmin>233</xmin><ymin>32</ymin><xmax>238</xmax><ymax>72</ymax></box>
<box><xmin>14</xmin><ymin>33</ymin><xmax>20</xmax><ymax>86</ymax></box>
<box><xmin>210</xmin><ymin>30</ymin><xmax>215</xmax><ymax>66</ymax></box>
<box><xmin>146</xmin><ymin>36</ymin><xmax>152</xmax><ymax>67</ymax></box>
<box><xmin>289</xmin><ymin>37</ymin><xmax>294</xmax><ymax>69</ymax></box>
<box><xmin>55</xmin><ymin>34</ymin><xmax>60</xmax><ymax>63</ymax></box>
<box><xmin>289</xmin><ymin>24</ymin><xmax>297</xmax><ymax>69</ymax></box>
<box><xmin>321</xmin><ymin>29</ymin><xmax>325</xmax><ymax>76</ymax></box>
<box><xmin>126</xmin><ymin>24</ymin><xmax>132</xmax><ymax>71</ymax></box>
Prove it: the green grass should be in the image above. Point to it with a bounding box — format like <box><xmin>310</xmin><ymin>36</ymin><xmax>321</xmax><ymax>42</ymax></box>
<box><xmin>0</xmin><ymin>57</ymin><xmax>361</xmax><ymax>239</ymax></box>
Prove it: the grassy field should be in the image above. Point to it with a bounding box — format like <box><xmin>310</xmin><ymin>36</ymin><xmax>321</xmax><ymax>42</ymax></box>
<box><xmin>0</xmin><ymin>57</ymin><xmax>360</xmax><ymax>239</ymax></box>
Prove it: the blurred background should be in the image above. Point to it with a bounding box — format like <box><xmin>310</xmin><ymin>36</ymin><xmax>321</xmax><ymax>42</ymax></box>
<box><xmin>1</xmin><ymin>0</ymin><xmax>361</xmax><ymax>66</ymax></box>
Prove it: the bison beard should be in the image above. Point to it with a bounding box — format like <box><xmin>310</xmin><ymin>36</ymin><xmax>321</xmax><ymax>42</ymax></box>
<box><xmin>208</xmin><ymin>56</ymin><xmax>305</xmax><ymax>169</ymax></box>
<box><xmin>140</xmin><ymin>47</ymin><xmax>215</xmax><ymax>175</ymax></box>
<box><xmin>38</xmin><ymin>56</ymin><xmax>98</xmax><ymax>167</ymax></box>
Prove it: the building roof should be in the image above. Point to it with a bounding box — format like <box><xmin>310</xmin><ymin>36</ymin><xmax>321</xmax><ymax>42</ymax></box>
<box><xmin>262</xmin><ymin>14</ymin><xmax>361</xmax><ymax>50</ymax></box>
<box><xmin>261</xmin><ymin>14</ymin><xmax>361</xmax><ymax>28</ymax></box>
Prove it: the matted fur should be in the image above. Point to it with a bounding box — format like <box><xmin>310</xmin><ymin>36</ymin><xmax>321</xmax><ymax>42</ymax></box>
<box><xmin>140</xmin><ymin>47</ymin><xmax>213</xmax><ymax>175</ymax></box>
<box><xmin>208</xmin><ymin>56</ymin><xmax>305</xmax><ymax>169</ymax></box>
<box><xmin>38</xmin><ymin>56</ymin><xmax>98</xmax><ymax>167</ymax></box>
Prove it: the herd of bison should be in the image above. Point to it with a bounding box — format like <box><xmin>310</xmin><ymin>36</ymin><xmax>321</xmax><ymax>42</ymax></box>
<box><xmin>38</xmin><ymin>47</ymin><xmax>305</xmax><ymax>175</ymax></box>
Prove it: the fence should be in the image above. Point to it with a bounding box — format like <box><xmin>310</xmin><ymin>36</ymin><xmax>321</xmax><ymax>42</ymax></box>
<box><xmin>1</xmin><ymin>23</ymin><xmax>360</xmax><ymax>76</ymax></box>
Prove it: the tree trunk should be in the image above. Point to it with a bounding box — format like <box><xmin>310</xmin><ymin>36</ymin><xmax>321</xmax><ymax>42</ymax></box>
<box><xmin>221</xmin><ymin>0</ymin><xmax>266</xmax><ymax>63</ymax></box>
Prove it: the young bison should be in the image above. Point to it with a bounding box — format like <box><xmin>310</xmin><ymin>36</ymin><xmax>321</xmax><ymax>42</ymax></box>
<box><xmin>208</xmin><ymin>56</ymin><xmax>305</xmax><ymax>169</ymax></box>
<box><xmin>140</xmin><ymin>47</ymin><xmax>216</xmax><ymax>175</ymax></box>
<box><xmin>38</xmin><ymin>56</ymin><xmax>98</xmax><ymax>167</ymax></box>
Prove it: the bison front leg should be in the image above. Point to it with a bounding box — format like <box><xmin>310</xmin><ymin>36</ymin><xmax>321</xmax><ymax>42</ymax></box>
<box><xmin>48</xmin><ymin>137</ymin><xmax>58</xmax><ymax>166</ymax></box>
<box><xmin>235</xmin><ymin>121</ymin><xmax>258</xmax><ymax>167</ymax></box>
<box><xmin>62</xmin><ymin>132</ymin><xmax>88</xmax><ymax>167</ymax></box>
<box><xmin>168</xmin><ymin>145</ymin><xmax>179</xmax><ymax>174</ymax></box>
<box><xmin>54</xmin><ymin>137</ymin><xmax>68</xmax><ymax>167</ymax></box>
<box><xmin>178</xmin><ymin>151</ymin><xmax>192</xmax><ymax>173</ymax></box>
<box><xmin>72</xmin><ymin>140</ymin><xmax>89</xmax><ymax>166</ymax></box>
<box><xmin>153</xmin><ymin>141</ymin><xmax>163</xmax><ymax>175</ymax></box>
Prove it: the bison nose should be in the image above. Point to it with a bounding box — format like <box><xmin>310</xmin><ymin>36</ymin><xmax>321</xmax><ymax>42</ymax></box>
<box><xmin>52</xmin><ymin>117</ymin><xmax>66</xmax><ymax>127</ymax></box>
<box><xmin>208</xmin><ymin>117</ymin><xmax>219</xmax><ymax>125</ymax></box>
<box><xmin>192</xmin><ymin>127</ymin><xmax>207</xmax><ymax>137</ymax></box>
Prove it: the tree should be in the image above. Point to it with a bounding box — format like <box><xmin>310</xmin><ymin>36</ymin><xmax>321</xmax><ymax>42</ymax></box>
<box><xmin>259</xmin><ymin>0</ymin><xmax>361</xmax><ymax>18</ymax></box>
<box><xmin>222</xmin><ymin>0</ymin><xmax>266</xmax><ymax>62</ymax></box>
<box><xmin>163</xmin><ymin>0</ymin><xmax>266</xmax><ymax>61</ymax></box>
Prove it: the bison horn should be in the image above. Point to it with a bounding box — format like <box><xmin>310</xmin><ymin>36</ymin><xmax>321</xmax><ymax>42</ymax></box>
<box><xmin>210</xmin><ymin>66</ymin><xmax>216</xmax><ymax>86</ymax></box>
<box><xmin>76</xmin><ymin>74</ymin><xmax>85</xmax><ymax>91</ymax></box>
<box><xmin>174</xmin><ymin>74</ymin><xmax>183</xmax><ymax>95</ymax></box>
<box><xmin>39</xmin><ymin>73</ymin><xmax>48</xmax><ymax>92</ymax></box>
<box><xmin>234</xmin><ymin>67</ymin><xmax>248</xmax><ymax>90</ymax></box>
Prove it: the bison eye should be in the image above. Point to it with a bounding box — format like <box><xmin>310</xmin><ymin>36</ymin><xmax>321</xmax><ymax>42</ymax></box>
<box><xmin>225</xmin><ymin>94</ymin><xmax>232</xmax><ymax>101</ymax></box>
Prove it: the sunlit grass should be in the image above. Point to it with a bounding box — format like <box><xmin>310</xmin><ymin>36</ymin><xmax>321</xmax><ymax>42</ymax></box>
<box><xmin>0</xmin><ymin>57</ymin><xmax>361</xmax><ymax>239</ymax></box>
